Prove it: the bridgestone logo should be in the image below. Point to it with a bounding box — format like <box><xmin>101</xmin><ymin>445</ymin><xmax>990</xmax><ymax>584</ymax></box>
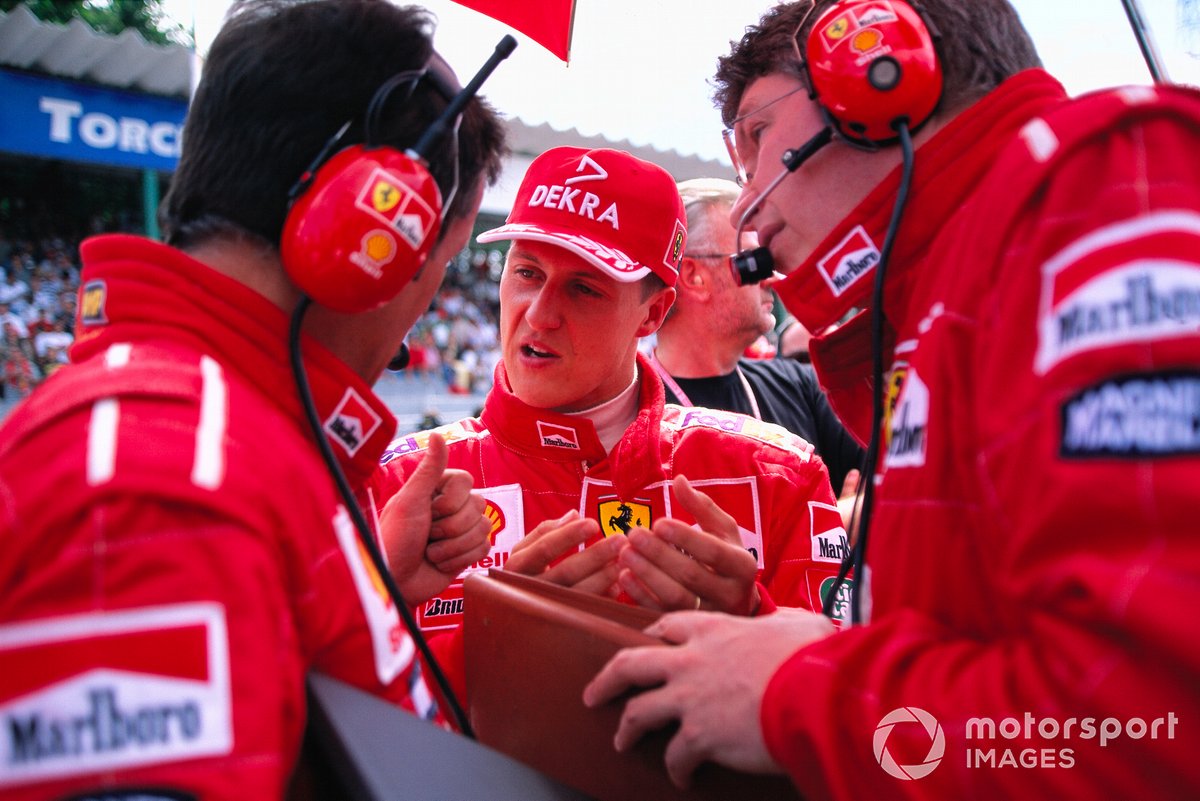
<box><xmin>7</xmin><ymin>687</ymin><xmax>202</xmax><ymax>766</ymax></box>
<box><xmin>423</xmin><ymin>597</ymin><xmax>464</xmax><ymax>617</ymax></box>
<box><xmin>1061</xmin><ymin>371</ymin><xmax>1200</xmax><ymax>458</ymax></box>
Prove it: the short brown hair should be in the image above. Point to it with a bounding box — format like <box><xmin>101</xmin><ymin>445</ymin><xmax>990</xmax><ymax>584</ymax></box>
<box><xmin>714</xmin><ymin>0</ymin><xmax>1042</xmax><ymax>128</ymax></box>
<box><xmin>162</xmin><ymin>0</ymin><xmax>507</xmax><ymax>250</ymax></box>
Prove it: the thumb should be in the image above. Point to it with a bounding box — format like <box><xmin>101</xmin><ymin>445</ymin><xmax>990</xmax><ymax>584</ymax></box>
<box><xmin>399</xmin><ymin>431</ymin><xmax>448</xmax><ymax>501</ymax></box>
<box><xmin>839</xmin><ymin>468</ymin><xmax>862</xmax><ymax>500</ymax></box>
<box><xmin>671</xmin><ymin>474</ymin><xmax>725</xmax><ymax>532</ymax></box>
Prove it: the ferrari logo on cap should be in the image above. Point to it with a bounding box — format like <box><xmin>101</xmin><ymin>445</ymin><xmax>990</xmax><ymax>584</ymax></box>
<box><xmin>664</xmin><ymin>219</ymin><xmax>687</xmax><ymax>272</ymax></box>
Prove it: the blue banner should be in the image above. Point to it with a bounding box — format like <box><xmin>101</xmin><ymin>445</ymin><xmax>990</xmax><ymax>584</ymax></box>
<box><xmin>0</xmin><ymin>69</ymin><xmax>186</xmax><ymax>172</ymax></box>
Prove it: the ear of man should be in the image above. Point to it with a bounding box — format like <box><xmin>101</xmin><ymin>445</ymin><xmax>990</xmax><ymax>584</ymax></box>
<box><xmin>635</xmin><ymin>284</ymin><xmax>677</xmax><ymax>338</ymax></box>
<box><xmin>677</xmin><ymin>258</ymin><xmax>712</xmax><ymax>300</ymax></box>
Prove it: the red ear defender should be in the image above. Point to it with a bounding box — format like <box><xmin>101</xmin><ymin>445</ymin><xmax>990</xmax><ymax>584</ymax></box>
<box><xmin>805</xmin><ymin>0</ymin><xmax>942</xmax><ymax>145</ymax></box>
<box><xmin>280</xmin><ymin>144</ymin><xmax>442</xmax><ymax>314</ymax></box>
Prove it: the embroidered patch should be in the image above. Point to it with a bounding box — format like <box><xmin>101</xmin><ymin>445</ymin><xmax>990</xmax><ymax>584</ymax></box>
<box><xmin>884</xmin><ymin>367</ymin><xmax>928</xmax><ymax>469</ymax></box>
<box><xmin>324</xmin><ymin>388</ymin><xmax>382</xmax><ymax>458</ymax></box>
<box><xmin>536</xmin><ymin>420</ymin><xmax>581</xmax><ymax>450</ymax></box>
<box><xmin>0</xmin><ymin>604</ymin><xmax>232</xmax><ymax>788</ymax></box>
<box><xmin>816</xmin><ymin>225</ymin><xmax>879</xmax><ymax>298</ymax></box>
<box><xmin>598</xmin><ymin>497</ymin><xmax>652</xmax><ymax>537</ymax></box>
<box><xmin>809</xmin><ymin>501</ymin><xmax>850</xmax><ymax>564</ymax></box>
<box><xmin>1060</xmin><ymin>370</ymin><xmax>1200</xmax><ymax>459</ymax></box>
<box><xmin>80</xmin><ymin>280</ymin><xmax>108</xmax><ymax>326</ymax></box>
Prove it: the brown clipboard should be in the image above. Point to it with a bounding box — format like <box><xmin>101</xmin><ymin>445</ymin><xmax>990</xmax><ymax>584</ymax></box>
<box><xmin>463</xmin><ymin>569</ymin><xmax>799</xmax><ymax>801</ymax></box>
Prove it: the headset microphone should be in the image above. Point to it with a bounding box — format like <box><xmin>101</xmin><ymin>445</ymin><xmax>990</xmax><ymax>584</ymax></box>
<box><xmin>411</xmin><ymin>35</ymin><xmax>517</xmax><ymax>162</ymax></box>
<box><xmin>281</xmin><ymin>35</ymin><xmax>518</xmax><ymax>314</ymax></box>
<box><xmin>730</xmin><ymin>126</ymin><xmax>834</xmax><ymax>285</ymax></box>
<box><xmin>387</xmin><ymin>342</ymin><xmax>411</xmax><ymax>372</ymax></box>
<box><xmin>790</xmin><ymin>0</ymin><xmax>942</xmax><ymax>626</ymax></box>
<box><xmin>287</xmin><ymin>37</ymin><xmax>518</xmax><ymax>737</ymax></box>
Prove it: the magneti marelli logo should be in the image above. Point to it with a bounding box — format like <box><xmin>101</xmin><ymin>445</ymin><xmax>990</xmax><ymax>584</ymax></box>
<box><xmin>874</xmin><ymin>707</ymin><xmax>945</xmax><ymax>780</ymax></box>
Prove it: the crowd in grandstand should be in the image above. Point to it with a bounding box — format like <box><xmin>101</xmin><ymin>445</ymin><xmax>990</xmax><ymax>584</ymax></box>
<box><xmin>404</xmin><ymin>245</ymin><xmax>504</xmax><ymax>395</ymax></box>
<box><xmin>0</xmin><ymin>231</ymin><xmax>80</xmax><ymax>400</ymax></box>
<box><xmin>0</xmin><ymin>228</ymin><xmax>514</xmax><ymax>404</ymax></box>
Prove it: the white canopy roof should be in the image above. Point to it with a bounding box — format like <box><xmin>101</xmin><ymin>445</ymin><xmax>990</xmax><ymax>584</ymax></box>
<box><xmin>0</xmin><ymin>2</ymin><xmax>733</xmax><ymax>202</ymax></box>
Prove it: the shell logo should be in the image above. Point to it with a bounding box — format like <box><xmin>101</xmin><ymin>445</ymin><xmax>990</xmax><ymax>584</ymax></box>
<box><xmin>364</xmin><ymin>232</ymin><xmax>394</xmax><ymax>263</ymax></box>
<box><xmin>852</xmin><ymin>28</ymin><xmax>883</xmax><ymax>54</ymax></box>
<box><xmin>355</xmin><ymin>536</ymin><xmax>391</xmax><ymax>606</ymax></box>
<box><xmin>483</xmin><ymin>500</ymin><xmax>506</xmax><ymax>545</ymax></box>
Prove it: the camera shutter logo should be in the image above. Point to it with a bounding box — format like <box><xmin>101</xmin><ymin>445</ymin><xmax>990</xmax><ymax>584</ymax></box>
<box><xmin>874</xmin><ymin>707</ymin><xmax>945</xmax><ymax>780</ymax></box>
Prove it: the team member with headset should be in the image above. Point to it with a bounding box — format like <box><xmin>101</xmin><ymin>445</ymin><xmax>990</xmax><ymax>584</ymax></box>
<box><xmin>0</xmin><ymin>2</ymin><xmax>508</xmax><ymax>798</ymax></box>
<box><xmin>587</xmin><ymin>1</ymin><xmax>1200</xmax><ymax>797</ymax></box>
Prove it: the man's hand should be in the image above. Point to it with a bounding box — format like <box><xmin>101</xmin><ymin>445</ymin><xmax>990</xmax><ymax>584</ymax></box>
<box><xmin>583</xmin><ymin>607</ymin><xmax>835</xmax><ymax>788</ymax></box>
<box><xmin>616</xmin><ymin>475</ymin><xmax>759</xmax><ymax>615</ymax></box>
<box><xmin>838</xmin><ymin>468</ymin><xmax>863</xmax><ymax>544</ymax></box>
<box><xmin>506</xmin><ymin>510</ymin><xmax>626</xmax><ymax>597</ymax></box>
<box><xmin>380</xmin><ymin>432</ymin><xmax>491</xmax><ymax>605</ymax></box>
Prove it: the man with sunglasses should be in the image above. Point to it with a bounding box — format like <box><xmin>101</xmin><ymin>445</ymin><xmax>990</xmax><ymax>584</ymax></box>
<box><xmin>650</xmin><ymin>177</ymin><xmax>863</xmax><ymax>505</ymax></box>
<box><xmin>588</xmin><ymin>1</ymin><xmax>1200</xmax><ymax>798</ymax></box>
<box><xmin>0</xmin><ymin>2</ymin><xmax>507</xmax><ymax>798</ymax></box>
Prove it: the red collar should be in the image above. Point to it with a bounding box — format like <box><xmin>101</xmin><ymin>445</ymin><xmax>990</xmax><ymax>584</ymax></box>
<box><xmin>73</xmin><ymin>234</ymin><xmax>396</xmax><ymax>488</ymax></box>
<box><xmin>482</xmin><ymin>352</ymin><xmax>669</xmax><ymax>498</ymax></box>
<box><xmin>780</xmin><ymin>70</ymin><xmax>1069</xmax><ymax>442</ymax></box>
<box><xmin>776</xmin><ymin>69</ymin><xmax>1069</xmax><ymax>339</ymax></box>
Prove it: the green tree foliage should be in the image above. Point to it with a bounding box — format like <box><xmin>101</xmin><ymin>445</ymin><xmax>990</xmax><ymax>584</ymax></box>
<box><xmin>0</xmin><ymin>0</ymin><xmax>192</xmax><ymax>47</ymax></box>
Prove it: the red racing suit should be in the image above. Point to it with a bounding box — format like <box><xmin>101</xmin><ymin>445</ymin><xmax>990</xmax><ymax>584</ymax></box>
<box><xmin>371</xmin><ymin>356</ymin><xmax>845</xmax><ymax>700</ymax></box>
<box><xmin>0</xmin><ymin>236</ymin><xmax>442</xmax><ymax>800</ymax></box>
<box><xmin>767</xmin><ymin>70</ymin><xmax>1200</xmax><ymax>798</ymax></box>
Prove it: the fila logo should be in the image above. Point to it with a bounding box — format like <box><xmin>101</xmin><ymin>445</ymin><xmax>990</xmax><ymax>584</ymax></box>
<box><xmin>536</xmin><ymin>420</ymin><xmax>581</xmax><ymax>450</ymax></box>
<box><xmin>818</xmin><ymin>225</ymin><xmax>879</xmax><ymax>297</ymax></box>
<box><xmin>565</xmin><ymin>154</ymin><xmax>609</xmax><ymax>185</ymax></box>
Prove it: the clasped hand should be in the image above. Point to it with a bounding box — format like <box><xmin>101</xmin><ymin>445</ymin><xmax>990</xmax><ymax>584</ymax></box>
<box><xmin>506</xmin><ymin>475</ymin><xmax>760</xmax><ymax>616</ymax></box>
